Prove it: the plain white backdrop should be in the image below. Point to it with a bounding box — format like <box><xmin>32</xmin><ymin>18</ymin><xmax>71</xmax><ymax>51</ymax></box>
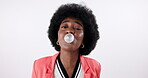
<box><xmin>1</xmin><ymin>0</ymin><xmax>148</xmax><ymax>78</ymax></box>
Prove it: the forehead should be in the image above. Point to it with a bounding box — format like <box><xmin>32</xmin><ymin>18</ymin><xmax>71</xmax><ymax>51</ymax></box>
<box><xmin>61</xmin><ymin>17</ymin><xmax>83</xmax><ymax>26</ymax></box>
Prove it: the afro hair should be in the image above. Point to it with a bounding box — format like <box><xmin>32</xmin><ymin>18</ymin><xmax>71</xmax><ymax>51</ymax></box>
<box><xmin>48</xmin><ymin>3</ymin><xmax>99</xmax><ymax>55</ymax></box>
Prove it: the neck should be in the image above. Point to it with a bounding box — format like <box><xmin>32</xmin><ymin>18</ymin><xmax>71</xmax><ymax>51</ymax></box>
<box><xmin>60</xmin><ymin>49</ymin><xmax>79</xmax><ymax>68</ymax></box>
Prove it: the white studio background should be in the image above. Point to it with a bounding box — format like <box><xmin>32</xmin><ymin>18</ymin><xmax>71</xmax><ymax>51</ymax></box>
<box><xmin>0</xmin><ymin>0</ymin><xmax>148</xmax><ymax>78</ymax></box>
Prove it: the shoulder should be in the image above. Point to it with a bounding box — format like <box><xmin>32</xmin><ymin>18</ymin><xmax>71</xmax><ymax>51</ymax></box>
<box><xmin>82</xmin><ymin>56</ymin><xmax>101</xmax><ymax>65</ymax></box>
<box><xmin>81</xmin><ymin>56</ymin><xmax>101</xmax><ymax>70</ymax></box>
<box><xmin>33</xmin><ymin>53</ymin><xmax>59</xmax><ymax>68</ymax></box>
<box><xmin>35</xmin><ymin>55</ymin><xmax>54</xmax><ymax>63</ymax></box>
<box><xmin>33</xmin><ymin>56</ymin><xmax>53</xmax><ymax>71</ymax></box>
<box><xmin>32</xmin><ymin>53</ymin><xmax>59</xmax><ymax>77</ymax></box>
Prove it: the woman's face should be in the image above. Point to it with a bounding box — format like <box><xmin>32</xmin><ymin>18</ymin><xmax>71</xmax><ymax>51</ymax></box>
<box><xmin>58</xmin><ymin>17</ymin><xmax>84</xmax><ymax>52</ymax></box>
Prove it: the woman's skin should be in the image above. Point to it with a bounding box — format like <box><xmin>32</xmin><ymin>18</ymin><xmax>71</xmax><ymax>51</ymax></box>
<box><xmin>58</xmin><ymin>17</ymin><xmax>84</xmax><ymax>77</ymax></box>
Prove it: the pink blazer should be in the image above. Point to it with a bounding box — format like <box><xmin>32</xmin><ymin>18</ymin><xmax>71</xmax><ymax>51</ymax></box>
<box><xmin>32</xmin><ymin>53</ymin><xmax>101</xmax><ymax>78</ymax></box>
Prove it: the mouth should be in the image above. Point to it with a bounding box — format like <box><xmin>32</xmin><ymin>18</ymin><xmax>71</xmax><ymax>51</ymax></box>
<box><xmin>64</xmin><ymin>33</ymin><xmax>74</xmax><ymax>43</ymax></box>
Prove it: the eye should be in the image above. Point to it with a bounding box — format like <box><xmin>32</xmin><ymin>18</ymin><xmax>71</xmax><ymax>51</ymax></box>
<box><xmin>74</xmin><ymin>26</ymin><xmax>82</xmax><ymax>30</ymax></box>
<box><xmin>74</xmin><ymin>27</ymin><xmax>81</xmax><ymax>30</ymax></box>
<box><xmin>61</xmin><ymin>26</ymin><xmax>68</xmax><ymax>29</ymax></box>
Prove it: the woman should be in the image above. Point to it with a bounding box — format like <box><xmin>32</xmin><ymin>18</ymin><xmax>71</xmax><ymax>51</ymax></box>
<box><xmin>32</xmin><ymin>3</ymin><xmax>101</xmax><ymax>78</ymax></box>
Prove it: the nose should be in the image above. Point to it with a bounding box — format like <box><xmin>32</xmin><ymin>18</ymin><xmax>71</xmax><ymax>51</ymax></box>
<box><xmin>66</xmin><ymin>28</ymin><xmax>75</xmax><ymax>34</ymax></box>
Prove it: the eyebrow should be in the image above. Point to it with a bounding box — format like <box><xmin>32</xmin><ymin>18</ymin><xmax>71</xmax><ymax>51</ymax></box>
<box><xmin>74</xmin><ymin>21</ymin><xmax>83</xmax><ymax>27</ymax></box>
<box><xmin>61</xmin><ymin>20</ymin><xmax>83</xmax><ymax>27</ymax></box>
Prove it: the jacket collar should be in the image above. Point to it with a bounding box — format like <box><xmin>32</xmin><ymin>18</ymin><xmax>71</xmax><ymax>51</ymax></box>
<box><xmin>80</xmin><ymin>56</ymin><xmax>91</xmax><ymax>77</ymax></box>
<box><xmin>45</xmin><ymin>53</ymin><xmax>59</xmax><ymax>78</ymax></box>
<box><xmin>80</xmin><ymin>56</ymin><xmax>90</xmax><ymax>73</ymax></box>
<box><xmin>46</xmin><ymin>53</ymin><xmax>59</xmax><ymax>73</ymax></box>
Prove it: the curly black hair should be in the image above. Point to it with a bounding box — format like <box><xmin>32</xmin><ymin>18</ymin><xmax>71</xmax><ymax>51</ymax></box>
<box><xmin>48</xmin><ymin>3</ymin><xmax>99</xmax><ymax>55</ymax></box>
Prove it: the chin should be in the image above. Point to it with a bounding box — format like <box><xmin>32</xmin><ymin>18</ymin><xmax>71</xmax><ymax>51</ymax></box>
<box><xmin>61</xmin><ymin>45</ymin><xmax>79</xmax><ymax>51</ymax></box>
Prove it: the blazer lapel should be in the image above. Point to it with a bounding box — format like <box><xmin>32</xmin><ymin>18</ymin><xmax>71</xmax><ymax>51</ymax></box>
<box><xmin>45</xmin><ymin>53</ymin><xmax>60</xmax><ymax>78</ymax></box>
<box><xmin>80</xmin><ymin>56</ymin><xmax>92</xmax><ymax>78</ymax></box>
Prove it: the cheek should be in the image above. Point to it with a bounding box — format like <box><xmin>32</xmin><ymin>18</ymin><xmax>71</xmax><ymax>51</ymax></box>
<box><xmin>58</xmin><ymin>30</ymin><xmax>64</xmax><ymax>41</ymax></box>
<box><xmin>79</xmin><ymin>32</ymin><xmax>84</xmax><ymax>37</ymax></box>
<box><xmin>77</xmin><ymin>31</ymin><xmax>84</xmax><ymax>40</ymax></box>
